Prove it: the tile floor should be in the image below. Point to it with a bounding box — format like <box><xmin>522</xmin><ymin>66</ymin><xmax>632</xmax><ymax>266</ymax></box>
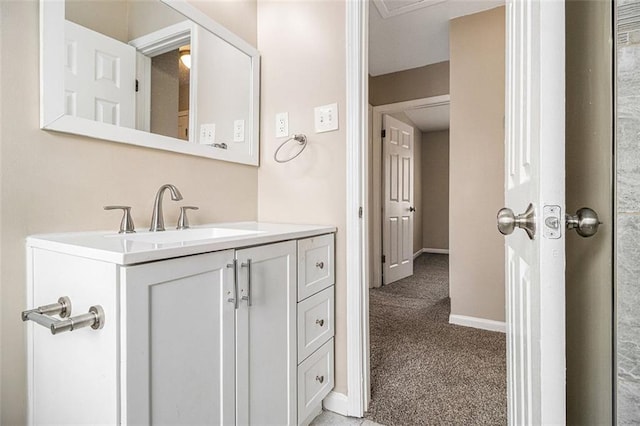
<box><xmin>310</xmin><ymin>410</ymin><xmax>383</xmax><ymax>425</ymax></box>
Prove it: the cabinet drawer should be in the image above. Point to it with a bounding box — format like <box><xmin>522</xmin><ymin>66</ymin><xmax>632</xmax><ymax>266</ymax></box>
<box><xmin>297</xmin><ymin>234</ymin><xmax>335</xmax><ymax>301</ymax></box>
<box><xmin>297</xmin><ymin>286</ymin><xmax>334</xmax><ymax>362</ymax></box>
<box><xmin>297</xmin><ymin>339</ymin><xmax>334</xmax><ymax>424</ymax></box>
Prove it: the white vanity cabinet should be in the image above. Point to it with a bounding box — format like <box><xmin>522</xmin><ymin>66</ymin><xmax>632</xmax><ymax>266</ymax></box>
<box><xmin>26</xmin><ymin>224</ymin><xmax>335</xmax><ymax>426</ymax></box>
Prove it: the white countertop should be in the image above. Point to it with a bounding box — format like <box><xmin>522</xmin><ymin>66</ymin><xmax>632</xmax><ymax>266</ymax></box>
<box><xmin>27</xmin><ymin>222</ymin><xmax>337</xmax><ymax>265</ymax></box>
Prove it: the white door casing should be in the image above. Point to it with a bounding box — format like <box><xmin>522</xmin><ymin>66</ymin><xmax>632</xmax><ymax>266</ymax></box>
<box><xmin>504</xmin><ymin>0</ymin><xmax>566</xmax><ymax>424</ymax></box>
<box><xmin>382</xmin><ymin>114</ymin><xmax>415</xmax><ymax>285</ymax></box>
<box><xmin>64</xmin><ymin>20</ymin><xmax>136</xmax><ymax>127</ymax></box>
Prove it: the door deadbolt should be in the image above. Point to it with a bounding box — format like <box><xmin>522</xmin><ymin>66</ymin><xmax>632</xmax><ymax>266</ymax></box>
<box><xmin>497</xmin><ymin>203</ymin><xmax>536</xmax><ymax>240</ymax></box>
<box><xmin>566</xmin><ymin>207</ymin><xmax>601</xmax><ymax>238</ymax></box>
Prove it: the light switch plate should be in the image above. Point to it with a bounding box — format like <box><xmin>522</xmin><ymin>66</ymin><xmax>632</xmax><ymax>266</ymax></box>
<box><xmin>275</xmin><ymin>112</ymin><xmax>289</xmax><ymax>138</ymax></box>
<box><xmin>199</xmin><ymin>123</ymin><xmax>216</xmax><ymax>144</ymax></box>
<box><xmin>314</xmin><ymin>103</ymin><xmax>339</xmax><ymax>133</ymax></box>
<box><xmin>233</xmin><ymin>119</ymin><xmax>245</xmax><ymax>142</ymax></box>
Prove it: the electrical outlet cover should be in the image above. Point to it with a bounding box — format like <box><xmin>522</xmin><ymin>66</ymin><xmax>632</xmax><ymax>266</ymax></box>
<box><xmin>314</xmin><ymin>103</ymin><xmax>339</xmax><ymax>133</ymax></box>
<box><xmin>275</xmin><ymin>112</ymin><xmax>289</xmax><ymax>138</ymax></box>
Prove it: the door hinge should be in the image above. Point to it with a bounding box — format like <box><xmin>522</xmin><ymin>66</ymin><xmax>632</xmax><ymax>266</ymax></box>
<box><xmin>135</xmin><ymin>79</ymin><xmax>139</xmax><ymax>92</ymax></box>
<box><xmin>358</xmin><ymin>207</ymin><xmax>363</xmax><ymax>218</ymax></box>
<box><xmin>381</xmin><ymin>255</ymin><xmax>386</xmax><ymax>263</ymax></box>
<box><xmin>381</xmin><ymin>129</ymin><xmax>386</xmax><ymax>138</ymax></box>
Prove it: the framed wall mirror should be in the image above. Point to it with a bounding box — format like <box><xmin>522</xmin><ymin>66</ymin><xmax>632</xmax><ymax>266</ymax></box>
<box><xmin>40</xmin><ymin>0</ymin><xmax>260</xmax><ymax>166</ymax></box>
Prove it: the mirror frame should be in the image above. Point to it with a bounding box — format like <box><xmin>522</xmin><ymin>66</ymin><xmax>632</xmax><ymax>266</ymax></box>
<box><xmin>40</xmin><ymin>0</ymin><xmax>260</xmax><ymax>165</ymax></box>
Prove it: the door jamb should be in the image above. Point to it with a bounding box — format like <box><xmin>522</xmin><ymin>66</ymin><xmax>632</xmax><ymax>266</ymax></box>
<box><xmin>371</xmin><ymin>96</ymin><xmax>450</xmax><ymax>288</ymax></box>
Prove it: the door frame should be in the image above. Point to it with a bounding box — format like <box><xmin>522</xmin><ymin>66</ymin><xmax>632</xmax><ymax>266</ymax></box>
<box><xmin>370</xmin><ymin>96</ymin><xmax>450</xmax><ymax>288</ymax></box>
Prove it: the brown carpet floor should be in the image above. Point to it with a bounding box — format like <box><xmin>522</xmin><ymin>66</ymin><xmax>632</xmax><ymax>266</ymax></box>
<box><xmin>365</xmin><ymin>254</ymin><xmax>507</xmax><ymax>426</ymax></box>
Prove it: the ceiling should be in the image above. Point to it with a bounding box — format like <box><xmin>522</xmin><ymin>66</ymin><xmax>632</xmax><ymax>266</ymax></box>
<box><xmin>369</xmin><ymin>0</ymin><xmax>503</xmax><ymax>76</ymax></box>
<box><xmin>404</xmin><ymin>103</ymin><xmax>450</xmax><ymax>132</ymax></box>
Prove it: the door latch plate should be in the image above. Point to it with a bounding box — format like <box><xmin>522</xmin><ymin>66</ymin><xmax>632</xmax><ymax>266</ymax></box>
<box><xmin>543</xmin><ymin>205</ymin><xmax>562</xmax><ymax>239</ymax></box>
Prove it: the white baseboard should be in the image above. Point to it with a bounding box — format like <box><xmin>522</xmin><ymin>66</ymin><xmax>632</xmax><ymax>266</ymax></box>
<box><xmin>323</xmin><ymin>391</ymin><xmax>349</xmax><ymax>416</ymax></box>
<box><xmin>422</xmin><ymin>248</ymin><xmax>449</xmax><ymax>254</ymax></box>
<box><xmin>449</xmin><ymin>314</ymin><xmax>506</xmax><ymax>333</ymax></box>
<box><xmin>413</xmin><ymin>248</ymin><xmax>423</xmax><ymax>259</ymax></box>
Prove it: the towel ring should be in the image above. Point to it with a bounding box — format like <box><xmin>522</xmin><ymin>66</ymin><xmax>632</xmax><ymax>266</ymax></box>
<box><xmin>274</xmin><ymin>134</ymin><xmax>308</xmax><ymax>163</ymax></box>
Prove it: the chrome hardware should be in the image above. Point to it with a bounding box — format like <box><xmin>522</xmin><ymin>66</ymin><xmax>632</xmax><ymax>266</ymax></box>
<box><xmin>22</xmin><ymin>297</ymin><xmax>105</xmax><ymax>335</ymax></box>
<box><xmin>497</xmin><ymin>203</ymin><xmax>536</xmax><ymax>240</ymax></box>
<box><xmin>566</xmin><ymin>207</ymin><xmax>601</xmax><ymax>238</ymax></box>
<box><xmin>176</xmin><ymin>206</ymin><xmax>199</xmax><ymax>230</ymax></box>
<box><xmin>212</xmin><ymin>142</ymin><xmax>228</xmax><ymax>149</ymax></box>
<box><xmin>316</xmin><ymin>319</ymin><xmax>325</xmax><ymax>327</ymax></box>
<box><xmin>409</xmin><ymin>206</ymin><xmax>416</xmax><ymax>212</ymax></box>
<box><xmin>241</xmin><ymin>259</ymin><xmax>252</xmax><ymax>306</ymax></box>
<box><xmin>315</xmin><ymin>375</ymin><xmax>325</xmax><ymax>384</ymax></box>
<box><xmin>227</xmin><ymin>260</ymin><xmax>239</xmax><ymax>309</ymax></box>
<box><xmin>543</xmin><ymin>205</ymin><xmax>562</xmax><ymax>239</ymax></box>
<box><xmin>104</xmin><ymin>206</ymin><xmax>135</xmax><ymax>234</ymax></box>
<box><xmin>150</xmin><ymin>184</ymin><xmax>183</xmax><ymax>232</ymax></box>
<box><xmin>316</xmin><ymin>261</ymin><xmax>325</xmax><ymax>269</ymax></box>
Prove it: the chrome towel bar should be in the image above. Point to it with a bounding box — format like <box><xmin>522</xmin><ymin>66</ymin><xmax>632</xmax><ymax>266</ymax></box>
<box><xmin>22</xmin><ymin>296</ymin><xmax>105</xmax><ymax>335</ymax></box>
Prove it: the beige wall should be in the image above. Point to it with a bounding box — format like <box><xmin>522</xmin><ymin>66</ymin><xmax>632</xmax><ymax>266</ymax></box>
<box><xmin>151</xmin><ymin>50</ymin><xmax>180</xmax><ymax>139</ymax></box>
<box><xmin>369</xmin><ymin>61</ymin><xmax>449</xmax><ymax>106</ymax></box>
<box><xmin>256</xmin><ymin>0</ymin><xmax>347</xmax><ymax>394</ymax></box>
<box><xmin>565</xmin><ymin>0</ymin><xmax>613</xmax><ymax>423</ymax></box>
<box><xmin>0</xmin><ymin>2</ymin><xmax>258</xmax><ymax>424</ymax></box>
<box><xmin>421</xmin><ymin>130</ymin><xmax>449</xmax><ymax>250</ymax></box>
<box><xmin>449</xmin><ymin>7</ymin><xmax>505</xmax><ymax>322</ymax></box>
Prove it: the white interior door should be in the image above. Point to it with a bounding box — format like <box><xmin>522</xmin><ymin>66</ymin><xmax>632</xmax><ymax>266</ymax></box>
<box><xmin>382</xmin><ymin>114</ymin><xmax>415</xmax><ymax>285</ymax></box>
<box><xmin>64</xmin><ymin>20</ymin><xmax>136</xmax><ymax>127</ymax></box>
<box><xmin>503</xmin><ymin>0</ymin><xmax>566</xmax><ymax>424</ymax></box>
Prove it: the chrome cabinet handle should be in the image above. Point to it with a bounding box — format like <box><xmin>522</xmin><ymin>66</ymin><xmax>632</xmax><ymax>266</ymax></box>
<box><xmin>316</xmin><ymin>261</ymin><xmax>324</xmax><ymax>269</ymax></box>
<box><xmin>227</xmin><ymin>260</ymin><xmax>239</xmax><ymax>309</ymax></box>
<box><xmin>497</xmin><ymin>203</ymin><xmax>536</xmax><ymax>240</ymax></box>
<box><xmin>316</xmin><ymin>319</ymin><xmax>325</xmax><ymax>327</ymax></box>
<box><xmin>241</xmin><ymin>259</ymin><xmax>252</xmax><ymax>306</ymax></box>
<box><xmin>566</xmin><ymin>207</ymin><xmax>601</xmax><ymax>238</ymax></box>
<box><xmin>315</xmin><ymin>375</ymin><xmax>325</xmax><ymax>384</ymax></box>
<box><xmin>104</xmin><ymin>205</ymin><xmax>135</xmax><ymax>234</ymax></box>
<box><xmin>22</xmin><ymin>296</ymin><xmax>105</xmax><ymax>335</ymax></box>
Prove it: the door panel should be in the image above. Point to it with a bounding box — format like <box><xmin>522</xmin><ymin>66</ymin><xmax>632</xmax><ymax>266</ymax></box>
<box><xmin>503</xmin><ymin>0</ymin><xmax>565</xmax><ymax>423</ymax></box>
<box><xmin>65</xmin><ymin>20</ymin><xmax>136</xmax><ymax>127</ymax></box>
<box><xmin>235</xmin><ymin>241</ymin><xmax>297</xmax><ymax>425</ymax></box>
<box><xmin>383</xmin><ymin>114</ymin><xmax>415</xmax><ymax>285</ymax></box>
<box><xmin>122</xmin><ymin>250</ymin><xmax>236</xmax><ymax>425</ymax></box>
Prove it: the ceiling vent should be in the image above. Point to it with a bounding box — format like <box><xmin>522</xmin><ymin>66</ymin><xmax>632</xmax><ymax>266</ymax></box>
<box><xmin>372</xmin><ymin>0</ymin><xmax>446</xmax><ymax>19</ymax></box>
<box><xmin>618</xmin><ymin>2</ymin><xmax>640</xmax><ymax>45</ymax></box>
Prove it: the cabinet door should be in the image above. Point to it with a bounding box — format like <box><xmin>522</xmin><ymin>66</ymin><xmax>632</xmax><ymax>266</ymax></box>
<box><xmin>236</xmin><ymin>241</ymin><xmax>297</xmax><ymax>425</ymax></box>
<box><xmin>122</xmin><ymin>250</ymin><xmax>236</xmax><ymax>425</ymax></box>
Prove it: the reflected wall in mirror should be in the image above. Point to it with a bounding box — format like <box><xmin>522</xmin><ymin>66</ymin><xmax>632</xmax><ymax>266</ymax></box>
<box><xmin>41</xmin><ymin>0</ymin><xmax>260</xmax><ymax>165</ymax></box>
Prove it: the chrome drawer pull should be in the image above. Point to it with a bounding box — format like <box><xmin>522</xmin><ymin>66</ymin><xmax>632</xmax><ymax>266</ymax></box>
<box><xmin>316</xmin><ymin>319</ymin><xmax>325</xmax><ymax>327</ymax></box>
<box><xmin>315</xmin><ymin>375</ymin><xmax>324</xmax><ymax>384</ymax></box>
<box><xmin>241</xmin><ymin>259</ymin><xmax>252</xmax><ymax>307</ymax></box>
<box><xmin>22</xmin><ymin>296</ymin><xmax>105</xmax><ymax>335</ymax></box>
<box><xmin>227</xmin><ymin>260</ymin><xmax>239</xmax><ymax>309</ymax></box>
<box><xmin>316</xmin><ymin>261</ymin><xmax>324</xmax><ymax>269</ymax></box>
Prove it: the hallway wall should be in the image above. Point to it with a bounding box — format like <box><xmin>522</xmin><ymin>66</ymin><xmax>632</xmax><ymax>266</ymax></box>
<box><xmin>421</xmin><ymin>130</ymin><xmax>449</xmax><ymax>251</ymax></box>
<box><xmin>449</xmin><ymin>7</ymin><xmax>505</xmax><ymax>323</ymax></box>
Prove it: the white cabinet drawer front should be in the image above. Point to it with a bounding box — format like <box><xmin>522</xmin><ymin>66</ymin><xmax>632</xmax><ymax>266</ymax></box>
<box><xmin>298</xmin><ymin>339</ymin><xmax>334</xmax><ymax>424</ymax></box>
<box><xmin>297</xmin><ymin>286</ymin><xmax>335</xmax><ymax>362</ymax></box>
<box><xmin>297</xmin><ymin>234</ymin><xmax>335</xmax><ymax>301</ymax></box>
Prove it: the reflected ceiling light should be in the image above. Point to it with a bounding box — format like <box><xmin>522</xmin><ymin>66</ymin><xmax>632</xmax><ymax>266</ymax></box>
<box><xmin>179</xmin><ymin>47</ymin><xmax>191</xmax><ymax>69</ymax></box>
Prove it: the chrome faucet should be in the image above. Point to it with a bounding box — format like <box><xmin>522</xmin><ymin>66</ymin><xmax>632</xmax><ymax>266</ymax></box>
<box><xmin>150</xmin><ymin>184</ymin><xmax>183</xmax><ymax>231</ymax></box>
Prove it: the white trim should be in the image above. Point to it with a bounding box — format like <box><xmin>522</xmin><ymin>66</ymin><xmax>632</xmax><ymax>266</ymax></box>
<box><xmin>371</xmin><ymin>95</ymin><xmax>451</xmax><ymax>290</ymax></box>
<box><xmin>422</xmin><ymin>248</ymin><xmax>449</xmax><ymax>255</ymax></box>
<box><xmin>449</xmin><ymin>314</ymin><xmax>506</xmax><ymax>333</ymax></box>
<box><xmin>322</xmin><ymin>391</ymin><xmax>350</xmax><ymax>416</ymax></box>
<box><xmin>128</xmin><ymin>21</ymin><xmax>192</xmax><ymax>57</ymax></box>
<box><xmin>346</xmin><ymin>0</ymin><xmax>368</xmax><ymax>418</ymax></box>
<box><xmin>413</xmin><ymin>248</ymin><xmax>423</xmax><ymax>259</ymax></box>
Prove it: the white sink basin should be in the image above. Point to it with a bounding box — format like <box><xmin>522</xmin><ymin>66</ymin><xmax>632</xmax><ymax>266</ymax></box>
<box><xmin>107</xmin><ymin>227</ymin><xmax>265</xmax><ymax>245</ymax></box>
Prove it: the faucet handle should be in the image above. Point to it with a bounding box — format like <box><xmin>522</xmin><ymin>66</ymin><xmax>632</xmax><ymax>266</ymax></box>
<box><xmin>104</xmin><ymin>206</ymin><xmax>136</xmax><ymax>234</ymax></box>
<box><xmin>177</xmin><ymin>206</ymin><xmax>199</xmax><ymax>230</ymax></box>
